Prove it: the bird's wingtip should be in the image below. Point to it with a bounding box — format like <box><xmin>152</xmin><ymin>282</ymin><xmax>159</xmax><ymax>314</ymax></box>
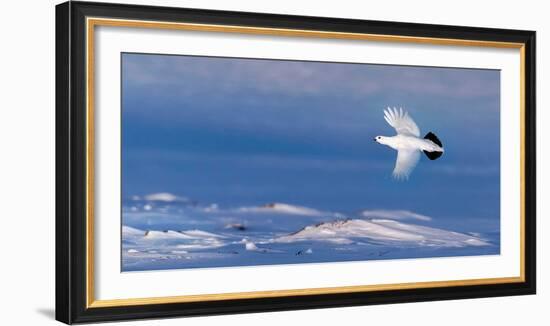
<box><xmin>392</xmin><ymin>171</ymin><xmax>410</xmax><ymax>181</ymax></box>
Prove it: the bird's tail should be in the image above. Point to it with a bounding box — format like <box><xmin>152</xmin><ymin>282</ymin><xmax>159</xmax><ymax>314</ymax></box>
<box><xmin>423</xmin><ymin>132</ymin><xmax>443</xmax><ymax>160</ymax></box>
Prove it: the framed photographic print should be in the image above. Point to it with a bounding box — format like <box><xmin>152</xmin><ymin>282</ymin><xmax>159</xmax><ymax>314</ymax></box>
<box><xmin>55</xmin><ymin>1</ymin><xmax>536</xmax><ymax>324</ymax></box>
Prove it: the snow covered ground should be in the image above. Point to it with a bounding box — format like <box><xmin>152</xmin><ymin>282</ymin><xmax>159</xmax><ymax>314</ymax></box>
<box><xmin>122</xmin><ymin>194</ymin><xmax>499</xmax><ymax>271</ymax></box>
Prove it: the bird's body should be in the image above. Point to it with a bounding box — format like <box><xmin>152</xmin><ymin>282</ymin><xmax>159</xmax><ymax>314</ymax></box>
<box><xmin>375</xmin><ymin>107</ymin><xmax>444</xmax><ymax>179</ymax></box>
<box><xmin>376</xmin><ymin>134</ymin><xmax>443</xmax><ymax>153</ymax></box>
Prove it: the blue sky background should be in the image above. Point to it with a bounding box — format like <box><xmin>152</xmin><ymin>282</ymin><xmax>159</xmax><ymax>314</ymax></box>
<box><xmin>121</xmin><ymin>53</ymin><xmax>500</xmax><ymax>234</ymax></box>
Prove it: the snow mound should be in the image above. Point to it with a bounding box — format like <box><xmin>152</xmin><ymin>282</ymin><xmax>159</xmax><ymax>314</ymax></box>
<box><xmin>275</xmin><ymin>219</ymin><xmax>489</xmax><ymax>248</ymax></box>
<box><xmin>122</xmin><ymin>225</ymin><xmax>227</xmax><ymax>252</ymax></box>
<box><xmin>140</xmin><ymin>229</ymin><xmax>225</xmax><ymax>240</ymax></box>
<box><xmin>183</xmin><ymin>229</ymin><xmax>225</xmax><ymax>238</ymax></box>
<box><xmin>238</xmin><ymin>203</ymin><xmax>325</xmax><ymax>216</ymax></box>
<box><xmin>144</xmin><ymin>230</ymin><xmax>195</xmax><ymax>240</ymax></box>
<box><xmin>245</xmin><ymin>241</ymin><xmax>259</xmax><ymax>251</ymax></box>
<box><xmin>360</xmin><ymin>209</ymin><xmax>432</xmax><ymax>221</ymax></box>
<box><xmin>122</xmin><ymin>225</ymin><xmax>146</xmax><ymax>236</ymax></box>
<box><xmin>143</xmin><ymin>192</ymin><xmax>188</xmax><ymax>202</ymax></box>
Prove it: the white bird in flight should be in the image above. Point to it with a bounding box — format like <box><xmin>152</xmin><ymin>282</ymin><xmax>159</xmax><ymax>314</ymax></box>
<box><xmin>374</xmin><ymin>107</ymin><xmax>444</xmax><ymax>179</ymax></box>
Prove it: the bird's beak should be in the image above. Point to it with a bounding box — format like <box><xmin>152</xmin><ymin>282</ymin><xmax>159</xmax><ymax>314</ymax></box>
<box><xmin>373</xmin><ymin>138</ymin><xmax>377</xmax><ymax>142</ymax></box>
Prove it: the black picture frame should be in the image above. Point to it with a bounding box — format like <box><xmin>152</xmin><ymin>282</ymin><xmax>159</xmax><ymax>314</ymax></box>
<box><xmin>56</xmin><ymin>1</ymin><xmax>536</xmax><ymax>324</ymax></box>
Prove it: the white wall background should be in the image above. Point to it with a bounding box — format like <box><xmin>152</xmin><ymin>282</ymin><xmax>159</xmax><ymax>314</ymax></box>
<box><xmin>0</xmin><ymin>0</ymin><xmax>546</xmax><ymax>324</ymax></box>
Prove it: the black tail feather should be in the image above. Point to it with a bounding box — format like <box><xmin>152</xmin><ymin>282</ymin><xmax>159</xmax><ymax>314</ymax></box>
<box><xmin>423</xmin><ymin>150</ymin><xmax>443</xmax><ymax>160</ymax></box>
<box><xmin>424</xmin><ymin>132</ymin><xmax>442</xmax><ymax>147</ymax></box>
<box><xmin>423</xmin><ymin>132</ymin><xmax>443</xmax><ymax>160</ymax></box>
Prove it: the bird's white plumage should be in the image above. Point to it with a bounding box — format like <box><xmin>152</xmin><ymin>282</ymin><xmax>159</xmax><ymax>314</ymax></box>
<box><xmin>383</xmin><ymin>107</ymin><xmax>420</xmax><ymax>137</ymax></box>
<box><xmin>393</xmin><ymin>149</ymin><xmax>420</xmax><ymax>180</ymax></box>
<box><xmin>375</xmin><ymin>107</ymin><xmax>443</xmax><ymax>179</ymax></box>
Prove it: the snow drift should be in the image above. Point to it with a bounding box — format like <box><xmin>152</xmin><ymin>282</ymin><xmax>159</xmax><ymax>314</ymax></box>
<box><xmin>274</xmin><ymin>219</ymin><xmax>489</xmax><ymax>247</ymax></box>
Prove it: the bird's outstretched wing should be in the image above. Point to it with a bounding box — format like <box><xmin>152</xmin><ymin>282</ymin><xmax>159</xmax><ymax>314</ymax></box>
<box><xmin>393</xmin><ymin>149</ymin><xmax>420</xmax><ymax>180</ymax></box>
<box><xmin>384</xmin><ymin>107</ymin><xmax>420</xmax><ymax>137</ymax></box>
